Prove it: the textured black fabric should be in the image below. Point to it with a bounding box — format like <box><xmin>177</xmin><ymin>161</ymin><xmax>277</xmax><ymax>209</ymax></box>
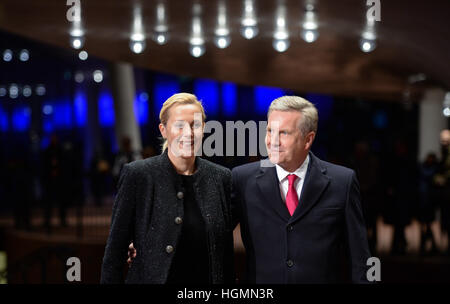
<box><xmin>101</xmin><ymin>150</ymin><xmax>234</xmax><ymax>284</ymax></box>
<box><xmin>166</xmin><ymin>174</ymin><xmax>210</xmax><ymax>284</ymax></box>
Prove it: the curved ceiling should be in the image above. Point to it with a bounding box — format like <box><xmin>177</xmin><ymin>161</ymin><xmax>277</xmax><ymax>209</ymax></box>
<box><xmin>0</xmin><ymin>0</ymin><xmax>449</xmax><ymax>101</ymax></box>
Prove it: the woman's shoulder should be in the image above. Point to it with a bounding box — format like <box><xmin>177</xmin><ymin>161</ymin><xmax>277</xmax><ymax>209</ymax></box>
<box><xmin>198</xmin><ymin>158</ymin><xmax>231</xmax><ymax>178</ymax></box>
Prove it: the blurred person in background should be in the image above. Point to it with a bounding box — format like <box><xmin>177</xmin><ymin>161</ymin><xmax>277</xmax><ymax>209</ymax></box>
<box><xmin>61</xmin><ymin>138</ymin><xmax>85</xmax><ymax>215</ymax></box>
<box><xmin>418</xmin><ymin>153</ymin><xmax>439</xmax><ymax>255</ymax></box>
<box><xmin>89</xmin><ymin>152</ymin><xmax>112</xmax><ymax>207</ymax></box>
<box><xmin>7</xmin><ymin>144</ymin><xmax>33</xmax><ymax>231</ymax></box>
<box><xmin>42</xmin><ymin>134</ymin><xmax>65</xmax><ymax>231</ymax></box>
<box><xmin>434</xmin><ymin>129</ymin><xmax>450</xmax><ymax>255</ymax></box>
<box><xmin>112</xmin><ymin>136</ymin><xmax>141</xmax><ymax>187</ymax></box>
<box><xmin>385</xmin><ymin>139</ymin><xmax>418</xmax><ymax>255</ymax></box>
<box><xmin>349</xmin><ymin>140</ymin><xmax>382</xmax><ymax>255</ymax></box>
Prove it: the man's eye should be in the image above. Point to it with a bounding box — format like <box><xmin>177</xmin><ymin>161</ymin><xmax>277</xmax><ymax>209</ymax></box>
<box><xmin>193</xmin><ymin>122</ymin><xmax>202</xmax><ymax>128</ymax></box>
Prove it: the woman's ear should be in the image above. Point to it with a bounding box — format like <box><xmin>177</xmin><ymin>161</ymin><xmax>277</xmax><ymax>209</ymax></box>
<box><xmin>159</xmin><ymin>123</ymin><xmax>166</xmax><ymax>139</ymax></box>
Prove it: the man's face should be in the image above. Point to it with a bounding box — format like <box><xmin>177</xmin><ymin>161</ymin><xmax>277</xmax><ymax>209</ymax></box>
<box><xmin>159</xmin><ymin>104</ymin><xmax>204</xmax><ymax>158</ymax></box>
<box><xmin>265</xmin><ymin>110</ymin><xmax>315</xmax><ymax>171</ymax></box>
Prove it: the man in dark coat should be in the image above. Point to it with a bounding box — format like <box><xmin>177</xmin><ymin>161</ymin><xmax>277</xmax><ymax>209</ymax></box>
<box><xmin>231</xmin><ymin>96</ymin><xmax>372</xmax><ymax>283</ymax></box>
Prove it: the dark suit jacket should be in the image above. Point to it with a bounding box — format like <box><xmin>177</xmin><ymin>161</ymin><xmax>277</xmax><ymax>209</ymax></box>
<box><xmin>101</xmin><ymin>150</ymin><xmax>235</xmax><ymax>284</ymax></box>
<box><xmin>232</xmin><ymin>152</ymin><xmax>371</xmax><ymax>283</ymax></box>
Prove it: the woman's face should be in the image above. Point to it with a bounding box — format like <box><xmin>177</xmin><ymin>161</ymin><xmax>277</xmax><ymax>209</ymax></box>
<box><xmin>159</xmin><ymin>104</ymin><xmax>204</xmax><ymax>158</ymax></box>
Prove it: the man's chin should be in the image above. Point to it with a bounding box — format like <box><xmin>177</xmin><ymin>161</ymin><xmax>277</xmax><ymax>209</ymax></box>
<box><xmin>268</xmin><ymin>154</ymin><xmax>284</xmax><ymax>165</ymax></box>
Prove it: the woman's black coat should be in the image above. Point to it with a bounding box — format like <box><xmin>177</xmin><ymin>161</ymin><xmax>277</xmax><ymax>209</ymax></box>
<box><xmin>100</xmin><ymin>150</ymin><xmax>235</xmax><ymax>283</ymax></box>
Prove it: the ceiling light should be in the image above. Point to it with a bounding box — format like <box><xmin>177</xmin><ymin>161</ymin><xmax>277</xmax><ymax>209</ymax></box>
<box><xmin>240</xmin><ymin>0</ymin><xmax>258</xmax><ymax>39</ymax></box>
<box><xmin>78</xmin><ymin>50</ymin><xmax>88</xmax><ymax>60</ymax></box>
<box><xmin>93</xmin><ymin>70</ymin><xmax>103</xmax><ymax>83</ymax></box>
<box><xmin>19</xmin><ymin>49</ymin><xmax>29</xmax><ymax>62</ymax></box>
<box><xmin>3</xmin><ymin>49</ymin><xmax>13</xmax><ymax>62</ymax></box>
<box><xmin>23</xmin><ymin>85</ymin><xmax>32</xmax><ymax>97</ymax></box>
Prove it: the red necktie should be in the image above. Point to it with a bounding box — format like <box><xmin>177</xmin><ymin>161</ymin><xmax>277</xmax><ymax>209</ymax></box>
<box><xmin>286</xmin><ymin>174</ymin><xmax>299</xmax><ymax>216</ymax></box>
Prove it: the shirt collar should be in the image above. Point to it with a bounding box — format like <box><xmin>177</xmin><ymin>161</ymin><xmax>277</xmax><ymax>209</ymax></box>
<box><xmin>275</xmin><ymin>154</ymin><xmax>310</xmax><ymax>183</ymax></box>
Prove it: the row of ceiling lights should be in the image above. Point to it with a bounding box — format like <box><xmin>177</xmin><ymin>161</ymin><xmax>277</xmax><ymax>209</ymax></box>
<box><xmin>1</xmin><ymin>49</ymin><xmax>46</xmax><ymax>100</ymax></box>
<box><xmin>74</xmin><ymin>70</ymin><xmax>104</xmax><ymax>84</ymax></box>
<box><xmin>2</xmin><ymin>49</ymin><xmax>87</xmax><ymax>64</ymax></box>
<box><xmin>68</xmin><ymin>0</ymin><xmax>378</xmax><ymax>58</ymax></box>
<box><xmin>0</xmin><ymin>70</ymin><xmax>104</xmax><ymax>100</ymax></box>
<box><xmin>1</xmin><ymin>47</ymin><xmax>98</xmax><ymax>99</ymax></box>
<box><xmin>5</xmin><ymin>3</ymin><xmax>447</xmax><ymax>118</ymax></box>
<box><xmin>0</xmin><ymin>68</ymin><xmax>105</xmax><ymax>99</ymax></box>
<box><xmin>2</xmin><ymin>49</ymin><xmax>30</xmax><ymax>62</ymax></box>
<box><xmin>0</xmin><ymin>73</ymin><xmax>103</xmax><ymax>101</ymax></box>
<box><xmin>0</xmin><ymin>84</ymin><xmax>46</xmax><ymax>99</ymax></box>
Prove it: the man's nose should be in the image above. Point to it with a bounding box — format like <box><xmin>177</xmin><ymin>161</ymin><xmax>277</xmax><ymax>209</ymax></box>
<box><xmin>270</xmin><ymin>133</ymin><xmax>280</xmax><ymax>146</ymax></box>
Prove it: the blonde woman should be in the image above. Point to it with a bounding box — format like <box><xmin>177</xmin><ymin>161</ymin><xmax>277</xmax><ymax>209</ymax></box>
<box><xmin>101</xmin><ymin>93</ymin><xmax>234</xmax><ymax>284</ymax></box>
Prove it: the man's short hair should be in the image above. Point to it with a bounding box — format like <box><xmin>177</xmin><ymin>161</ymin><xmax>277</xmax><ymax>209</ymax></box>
<box><xmin>268</xmin><ymin>96</ymin><xmax>318</xmax><ymax>136</ymax></box>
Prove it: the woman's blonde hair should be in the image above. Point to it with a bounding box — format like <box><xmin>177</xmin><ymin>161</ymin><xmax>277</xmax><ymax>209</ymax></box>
<box><xmin>159</xmin><ymin>93</ymin><xmax>206</xmax><ymax>152</ymax></box>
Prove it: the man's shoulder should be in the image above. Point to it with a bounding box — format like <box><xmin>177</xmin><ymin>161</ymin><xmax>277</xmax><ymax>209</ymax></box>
<box><xmin>232</xmin><ymin>159</ymin><xmax>264</xmax><ymax>176</ymax></box>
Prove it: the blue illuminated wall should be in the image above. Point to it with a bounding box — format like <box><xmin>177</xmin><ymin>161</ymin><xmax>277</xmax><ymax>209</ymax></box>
<box><xmin>0</xmin><ymin>106</ymin><xmax>8</xmax><ymax>132</ymax></box>
<box><xmin>135</xmin><ymin>91</ymin><xmax>149</xmax><ymax>125</ymax></box>
<box><xmin>194</xmin><ymin>79</ymin><xmax>219</xmax><ymax>116</ymax></box>
<box><xmin>42</xmin><ymin>100</ymin><xmax>73</xmax><ymax>133</ymax></box>
<box><xmin>98</xmin><ymin>90</ymin><xmax>115</xmax><ymax>127</ymax></box>
<box><xmin>74</xmin><ymin>90</ymin><xmax>87</xmax><ymax>127</ymax></box>
<box><xmin>373</xmin><ymin>110</ymin><xmax>388</xmax><ymax>129</ymax></box>
<box><xmin>153</xmin><ymin>74</ymin><xmax>180</xmax><ymax>114</ymax></box>
<box><xmin>12</xmin><ymin>106</ymin><xmax>31</xmax><ymax>132</ymax></box>
<box><xmin>222</xmin><ymin>82</ymin><xmax>237</xmax><ymax>117</ymax></box>
<box><xmin>254</xmin><ymin>86</ymin><xmax>286</xmax><ymax>115</ymax></box>
<box><xmin>305</xmin><ymin>93</ymin><xmax>334</xmax><ymax>123</ymax></box>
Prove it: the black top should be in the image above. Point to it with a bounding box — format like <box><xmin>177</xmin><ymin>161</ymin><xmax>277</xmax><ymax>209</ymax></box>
<box><xmin>166</xmin><ymin>174</ymin><xmax>210</xmax><ymax>284</ymax></box>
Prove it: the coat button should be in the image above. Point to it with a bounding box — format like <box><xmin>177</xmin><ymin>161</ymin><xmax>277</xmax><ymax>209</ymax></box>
<box><xmin>177</xmin><ymin>191</ymin><xmax>184</xmax><ymax>199</ymax></box>
<box><xmin>166</xmin><ymin>245</ymin><xmax>174</xmax><ymax>253</ymax></box>
<box><xmin>287</xmin><ymin>225</ymin><xmax>293</xmax><ymax>231</ymax></box>
<box><xmin>175</xmin><ymin>217</ymin><xmax>183</xmax><ymax>225</ymax></box>
<box><xmin>287</xmin><ymin>260</ymin><xmax>294</xmax><ymax>267</ymax></box>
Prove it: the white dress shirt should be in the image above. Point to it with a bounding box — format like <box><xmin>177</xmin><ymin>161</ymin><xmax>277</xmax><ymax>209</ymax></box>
<box><xmin>275</xmin><ymin>155</ymin><xmax>310</xmax><ymax>203</ymax></box>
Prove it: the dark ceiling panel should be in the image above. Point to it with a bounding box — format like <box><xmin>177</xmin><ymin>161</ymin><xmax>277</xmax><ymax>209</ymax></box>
<box><xmin>0</xmin><ymin>0</ymin><xmax>448</xmax><ymax>101</ymax></box>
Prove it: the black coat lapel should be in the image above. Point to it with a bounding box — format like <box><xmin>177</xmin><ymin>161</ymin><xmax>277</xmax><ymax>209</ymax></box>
<box><xmin>256</xmin><ymin>160</ymin><xmax>291</xmax><ymax>222</ymax></box>
<box><xmin>289</xmin><ymin>153</ymin><xmax>330</xmax><ymax>224</ymax></box>
<box><xmin>157</xmin><ymin>150</ymin><xmax>183</xmax><ymax>207</ymax></box>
